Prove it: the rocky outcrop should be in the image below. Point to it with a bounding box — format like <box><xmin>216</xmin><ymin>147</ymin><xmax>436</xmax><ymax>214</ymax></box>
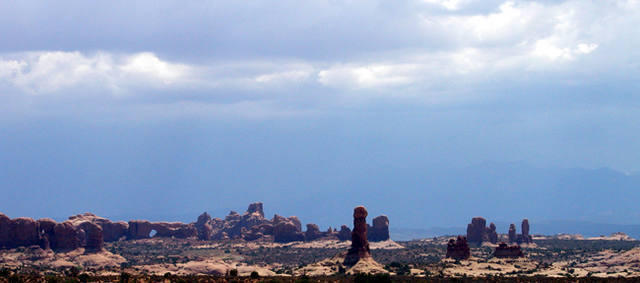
<box><xmin>0</xmin><ymin>213</ymin><xmax>11</xmax><ymax>248</ymax></box>
<box><xmin>77</xmin><ymin>221</ymin><xmax>104</xmax><ymax>251</ymax></box>
<box><xmin>344</xmin><ymin>206</ymin><xmax>371</xmax><ymax>266</ymax></box>
<box><xmin>127</xmin><ymin>220</ymin><xmax>153</xmax><ymax>239</ymax></box>
<box><xmin>520</xmin><ymin>219</ymin><xmax>532</xmax><ymax>244</ymax></box>
<box><xmin>466</xmin><ymin>217</ymin><xmax>489</xmax><ymax>245</ymax></box>
<box><xmin>247</xmin><ymin>202</ymin><xmax>264</xmax><ymax>217</ymax></box>
<box><xmin>488</xmin><ymin>223</ymin><xmax>498</xmax><ymax>244</ymax></box>
<box><xmin>152</xmin><ymin>222</ymin><xmax>197</xmax><ymax>238</ymax></box>
<box><xmin>68</xmin><ymin>213</ymin><xmax>128</xmax><ymax>242</ymax></box>
<box><xmin>10</xmin><ymin>217</ymin><xmax>40</xmax><ymax>248</ymax></box>
<box><xmin>508</xmin><ymin>224</ymin><xmax>517</xmax><ymax>243</ymax></box>
<box><xmin>305</xmin><ymin>224</ymin><xmax>322</xmax><ymax>241</ymax></box>
<box><xmin>273</xmin><ymin>215</ymin><xmax>305</xmax><ymax>243</ymax></box>
<box><xmin>446</xmin><ymin>236</ymin><xmax>471</xmax><ymax>260</ymax></box>
<box><xmin>51</xmin><ymin>222</ymin><xmax>81</xmax><ymax>250</ymax></box>
<box><xmin>195</xmin><ymin>212</ymin><xmax>214</xmax><ymax>240</ymax></box>
<box><xmin>368</xmin><ymin>215</ymin><xmax>390</xmax><ymax>242</ymax></box>
<box><xmin>493</xmin><ymin>242</ymin><xmax>524</xmax><ymax>258</ymax></box>
<box><xmin>337</xmin><ymin>225</ymin><xmax>352</xmax><ymax>241</ymax></box>
<box><xmin>0</xmin><ymin>202</ymin><xmax>389</xmax><ymax>250</ymax></box>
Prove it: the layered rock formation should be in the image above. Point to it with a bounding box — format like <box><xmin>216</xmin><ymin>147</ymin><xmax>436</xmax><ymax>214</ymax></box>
<box><xmin>446</xmin><ymin>236</ymin><xmax>471</xmax><ymax>260</ymax></box>
<box><xmin>344</xmin><ymin>206</ymin><xmax>371</xmax><ymax>266</ymax></box>
<box><xmin>367</xmin><ymin>215</ymin><xmax>390</xmax><ymax>242</ymax></box>
<box><xmin>466</xmin><ymin>217</ymin><xmax>498</xmax><ymax>244</ymax></box>
<box><xmin>508</xmin><ymin>219</ymin><xmax>533</xmax><ymax>244</ymax></box>
<box><xmin>493</xmin><ymin>242</ymin><xmax>524</xmax><ymax>258</ymax></box>
<box><xmin>508</xmin><ymin>224</ymin><xmax>517</xmax><ymax>243</ymax></box>
<box><xmin>0</xmin><ymin>202</ymin><xmax>392</xmax><ymax>252</ymax></box>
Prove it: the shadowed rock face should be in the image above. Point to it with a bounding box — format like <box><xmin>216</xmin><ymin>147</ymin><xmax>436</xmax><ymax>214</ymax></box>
<box><xmin>466</xmin><ymin>217</ymin><xmax>487</xmax><ymax>244</ymax></box>
<box><xmin>52</xmin><ymin>222</ymin><xmax>81</xmax><ymax>251</ymax></box>
<box><xmin>494</xmin><ymin>242</ymin><xmax>524</xmax><ymax>258</ymax></box>
<box><xmin>344</xmin><ymin>206</ymin><xmax>371</xmax><ymax>266</ymax></box>
<box><xmin>488</xmin><ymin>223</ymin><xmax>498</xmax><ymax>244</ymax></box>
<box><xmin>368</xmin><ymin>215</ymin><xmax>390</xmax><ymax>242</ymax></box>
<box><xmin>195</xmin><ymin>212</ymin><xmax>213</xmax><ymax>240</ymax></box>
<box><xmin>10</xmin><ymin>218</ymin><xmax>39</xmax><ymax>248</ymax></box>
<box><xmin>273</xmin><ymin>215</ymin><xmax>305</xmax><ymax>242</ymax></box>
<box><xmin>520</xmin><ymin>219</ymin><xmax>532</xmax><ymax>244</ymax></box>
<box><xmin>247</xmin><ymin>202</ymin><xmax>264</xmax><ymax>218</ymax></box>
<box><xmin>446</xmin><ymin>236</ymin><xmax>470</xmax><ymax>260</ymax></box>
<box><xmin>77</xmin><ymin>221</ymin><xmax>104</xmax><ymax>252</ymax></box>
<box><xmin>337</xmin><ymin>225</ymin><xmax>352</xmax><ymax>241</ymax></box>
<box><xmin>508</xmin><ymin>224</ymin><xmax>517</xmax><ymax>243</ymax></box>
<box><xmin>305</xmin><ymin>224</ymin><xmax>322</xmax><ymax>241</ymax></box>
<box><xmin>0</xmin><ymin>213</ymin><xmax>10</xmax><ymax>248</ymax></box>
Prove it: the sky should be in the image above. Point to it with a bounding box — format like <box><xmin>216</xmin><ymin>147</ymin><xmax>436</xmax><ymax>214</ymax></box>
<box><xmin>1</xmin><ymin>1</ymin><xmax>640</xmax><ymax>230</ymax></box>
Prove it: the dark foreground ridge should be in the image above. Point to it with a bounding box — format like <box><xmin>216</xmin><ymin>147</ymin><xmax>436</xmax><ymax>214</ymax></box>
<box><xmin>0</xmin><ymin>202</ymin><xmax>390</xmax><ymax>252</ymax></box>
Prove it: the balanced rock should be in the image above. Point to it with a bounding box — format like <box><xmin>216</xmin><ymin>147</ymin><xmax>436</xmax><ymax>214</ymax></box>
<box><xmin>446</xmin><ymin>236</ymin><xmax>471</xmax><ymax>260</ymax></box>
<box><xmin>344</xmin><ymin>206</ymin><xmax>371</xmax><ymax>266</ymax></box>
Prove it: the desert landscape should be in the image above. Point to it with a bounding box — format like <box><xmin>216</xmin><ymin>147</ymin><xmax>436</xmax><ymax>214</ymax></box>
<box><xmin>2</xmin><ymin>202</ymin><xmax>640</xmax><ymax>282</ymax></box>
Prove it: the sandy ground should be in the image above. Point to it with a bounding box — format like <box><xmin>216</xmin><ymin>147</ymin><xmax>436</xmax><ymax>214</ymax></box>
<box><xmin>229</xmin><ymin>239</ymin><xmax>404</xmax><ymax>250</ymax></box>
<box><xmin>294</xmin><ymin>252</ymin><xmax>388</xmax><ymax>276</ymax></box>
<box><xmin>0</xmin><ymin>247</ymin><xmax>126</xmax><ymax>271</ymax></box>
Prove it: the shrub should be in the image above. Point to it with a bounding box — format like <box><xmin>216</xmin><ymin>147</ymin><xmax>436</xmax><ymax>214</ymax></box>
<box><xmin>250</xmin><ymin>271</ymin><xmax>259</xmax><ymax>279</ymax></box>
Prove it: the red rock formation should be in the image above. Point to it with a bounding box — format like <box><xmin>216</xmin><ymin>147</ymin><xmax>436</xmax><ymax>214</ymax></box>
<box><xmin>77</xmin><ymin>221</ymin><xmax>104</xmax><ymax>251</ymax></box>
<box><xmin>466</xmin><ymin>217</ymin><xmax>488</xmax><ymax>245</ymax></box>
<box><xmin>195</xmin><ymin>212</ymin><xmax>213</xmax><ymax>240</ymax></box>
<box><xmin>273</xmin><ymin>215</ymin><xmax>304</xmax><ymax>243</ymax></box>
<box><xmin>446</xmin><ymin>236</ymin><xmax>471</xmax><ymax>260</ymax></box>
<box><xmin>305</xmin><ymin>224</ymin><xmax>322</xmax><ymax>241</ymax></box>
<box><xmin>344</xmin><ymin>206</ymin><xmax>371</xmax><ymax>266</ymax></box>
<box><xmin>10</xmin><ymin>217</ymin><xmax>40</xmax><ymax>248</ymax></box>
<box><xmin>521</xmin><ymin>219</ymin><xmax>532</xmax><ymax>244</ymax></box>
<box><xmin>493</xmin><ymin>242</ymin><xmax>524</xmax><ymax>258</ymax></box>
<box><xmin>247</xmin><ymin>202</ymin><xmax>264</xmax><ymax>218</ymax></box>
<box><xmin>488</xmin><ymin>223</ymin><xmax>498</xmax><ymax>244</ymax></box>
<box><xmin>52</xmin><ymin>222</ymin><xmax>81</xmax><ymax>250</ymax></box>
<box><xmin>151</xmin><ymin>222</ymin><xmax>197</xmax><ymax>238</ymax></box>
<box><xmin>368</xmin><ymin>215</ymin><xmax>390</xmax><ymax>242</ymax></box>
<box><xmin>508</xmin><ymin>224</ymin><xmax>517</xmax><ymax>243</ymax></box>
<box><xmin>337</xmin><ymin>225</ymin><xmax>352</xmax><ymax>241</ymax></box>
<box><xmin>0</xmin><ymin>213</ymin><xmax>10</xmax><ymax>248</ymax></box>
<box><xmin>128</xmin><ymin>220</ymin><xmax>153</xmax><ymax>239</ymax></box>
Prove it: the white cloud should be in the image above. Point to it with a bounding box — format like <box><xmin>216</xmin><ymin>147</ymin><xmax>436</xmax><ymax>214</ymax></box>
<box><xmin>422</xmin><ymin>0</ymin><xmax>472</xmax><ymax>11</ymax></box>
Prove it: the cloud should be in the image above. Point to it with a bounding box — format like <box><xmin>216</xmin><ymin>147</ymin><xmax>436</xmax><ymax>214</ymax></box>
<box><xmin>0</xmin><ymin>0</ymin><xmax>637</xmax><ymax>119</ymax></box>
